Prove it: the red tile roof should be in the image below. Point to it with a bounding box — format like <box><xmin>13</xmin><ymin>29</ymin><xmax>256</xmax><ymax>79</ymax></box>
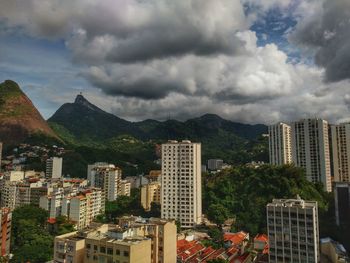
<box><xmin>254</xmin><ymin>234</ymin><xmax>268</xmax><ymax>243</ymax></box>
<box><xmin>224</xmin><ymin>231</ymin><xmax>248</xmax><ymax>246</ymax></box>
<box><xmin>47</xmin><ymin>218</ymin><xmax>56</xmax><ymax>224</ymax></box>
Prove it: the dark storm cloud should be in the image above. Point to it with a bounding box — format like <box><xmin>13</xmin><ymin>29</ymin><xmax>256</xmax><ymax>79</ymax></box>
<box><xmin>291</xmin><ymin>0</ymin><xmax>350</xmax><ymax>82</ymax></box>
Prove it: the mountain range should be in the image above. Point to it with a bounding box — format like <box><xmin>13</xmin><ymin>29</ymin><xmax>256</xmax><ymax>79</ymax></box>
<box><xmin>48</xmin><ymin>93</ymin><xmax>267</xmax><ymax>145</ymax></box>
<box><xmin>0</xmin><ymin>80</ymin><xmax>268</xmax><ymax>164</ymax></box>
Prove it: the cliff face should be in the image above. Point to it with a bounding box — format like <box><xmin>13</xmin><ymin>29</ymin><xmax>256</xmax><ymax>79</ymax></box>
<box><xmin>0</xmin><ymin>80</ymin><xmax>57</xmax><ymax>145</ymax></box>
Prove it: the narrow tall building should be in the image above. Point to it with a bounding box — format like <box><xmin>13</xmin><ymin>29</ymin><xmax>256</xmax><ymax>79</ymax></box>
<box><xmin>291</xmin><ymin>119</ymin><xmax>332</xmax><ymax>192</ymax></box>
<box><xmin>268</xmin><ymin>122</ymin><xmax>292</xmax><ymax>165</ymax></box>
<box><xmin>46</xmin><ymin>157</ymin><xmax>63</xmax><ymax>179</ymax></box>
<box><xmin>0</xmin><ymin>208</ymin><xmax>11</xmax><ymax>257</ymax></box>
<box><xmin>267</xmin><ymin>197</ymin><xmax>319</xmax><ymax>263</ymax></box>
<box><xmin>161</xmin><ymin>140</ymin><xmax>202</xmax><ymax>228</ymax></box>
<box><xmin>329</xmin><ymin>123</ymin><xmax>350</xmax><ymax>182</ymax></box>
<box><xmin>334</xmin><ymin>182</ymin><xmax>350</xmax><ymax>227</ymax></box>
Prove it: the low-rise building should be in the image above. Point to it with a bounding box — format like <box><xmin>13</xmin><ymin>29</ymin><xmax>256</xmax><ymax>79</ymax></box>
<box><xmin>54</xmin><ymin>217</ymin><xmax>177</xmax><ymax>263</ymax></box>
<box><xmin>41</xmin><ymin>188</ymin><xmax>105</xmax><ymax>230</ymax></box>
<box><xmin>320</xmin><ymin>237</ymin><xmax>349</xmax><ymax>263</ymax></box>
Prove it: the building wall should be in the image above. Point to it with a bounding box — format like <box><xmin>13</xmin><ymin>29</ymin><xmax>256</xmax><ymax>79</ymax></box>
<box><xmin>54</xmin><ymin>232</ymin><xmax>86</xmax><ymax>263</ymax></box>
<box><xmin>89</xmin><ymin>165</ymin><xmax>122</xmax><ymax>201</ymax></box>
<box><xmin>334</xmin><ymin>182</ymin><xmax>350</xmax><ymax>226</ymax></box>
<box><xmin>46</xmin><ymin>157</ymin><xmax>63</xmax><ymax>179</ymax></box>
<box><xmin>161</xmin><ymin>140</ymin><xmax>202</xmax><ymax>228</ymax></box>
<box><xmin>141</xmin><ymin>182</ymin><xmax>161</xmax><ymax>211</ymax></box>
<box><xmin>291</xmin><ymin>119</ymin><xmax>332</xmax><ymax>192</ymax></box>
<box><xmin>268</xmin><ymin>122</ymin><xmax>292</xmax><ymax>165</ymax></box>
<box><xmin>85</xmin><ymin>238</ymin><xmax>152</xmax><ymax>263</ymax></box>
<box><xmin>267</xmin><ymin>198</ymin><xmax>319</xmax><ymax>263</ymax></box>
<box><xmin>330</xmin><ymin>123</ymin><xmax>350</xmax><ymax>182</ymax></box>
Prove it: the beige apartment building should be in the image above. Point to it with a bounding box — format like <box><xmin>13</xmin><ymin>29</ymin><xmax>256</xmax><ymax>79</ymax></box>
<box><xmin>88</xmin><ymin>163</ymin><xmax>130</xmax><ymax>201</ymax></box>
<box><xmin>268</xmin><ymin>122</ymin><xmax>292</xmax><ymax>165</ymax></box>
<box><xmin>161</xmin><ymin>140</ymin><xmax>202</xmax><ymax>228</ymax></box>
<box><xmin>54</xmin><ymin>218</ymin><xmax>176</xmax><ymax>263</ymax></box>
<box><xmin>41</xmin><ymin>188</ymin><xmax>104</xmax><ymax>229</ymax></box>
<box><xmin>267</xmin><ymin>197</ymin><xmax>319</xmax><ymax>263</ymax></box>
<box><xmin>291</xmin><ymin>118</ymin><xmax>332</xmax><ymax>192</ymax></box>
<box><xmin>329</xmin><ymin>123</ymin><xmax>350</xmax><ymax>182</ymax></box>
<box><xmin>141</xmin><ymin>182</ymin><xmax>161</xmax><ymax>211</ymax></box>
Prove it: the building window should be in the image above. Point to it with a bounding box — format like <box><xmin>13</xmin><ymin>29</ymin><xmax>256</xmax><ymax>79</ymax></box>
<box><xmin>116</xmin><ymin>249</ymin><xmax>120</xmax><ymax>255</ymax></box>
<box><xmin>124</xmin><ymin>251</ymin><xmax>129</xmax><ymax>257</ymax></box>
<box><xmin>100</xmin><ymin>246</ymin><xmax>106</xmax><ymax>253</ymax></box>
<box><xmin>107</xmin><ymin>248</ymin><xmax>113</xmax><ymax>255</ymax></box>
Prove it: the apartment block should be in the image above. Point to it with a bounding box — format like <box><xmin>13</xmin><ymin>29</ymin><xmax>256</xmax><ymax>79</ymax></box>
<box><xmin>147</xmin><ymin>170</ymin><xmax>161</xmax><ymax>183</ymax></box>
<box><xmin>141</xmin><ymin>182</ymin><xmax>161</xmax><ymax>211</ymax></box>
<box><xmin>330</xmin><ymin>123</ymin><xmax>350</xmax><ymax>182</ymax></box>
<box><xmin>267</xmin><ymin>197</ymin><xmax>319</xmax><ymax>263</ymax></box>
<box><xmin>0</xmin><ymin>208</ymin><xmax>11</xmax><ymax>257</ymax></box>
<box><xmin>54</xmin><ymin>217</ymin><xmax>176</xmax><ymax>263</ymax></box>
<box><xmin>88</xmin><ymin>163</ymin><xmax>129</xmax><ymax>201</ymax></box>
<box><xmin>64</xmin><ymin>189</ymin><xmax>105</xmax><ymax>230</ymax></box>
<box><xmin>207</xmin><ymin>159</ymin><xmax>224</xmax><ymax>171</ymax></box>
<box><xmin>334</xmin><ymin>182</ymin><xmax>350</xmax><ymax>227</ymax></box>
<box><xmin>120</xmin><ymin>180</ymin><xmax>131</xmax><ymax>196</ymax></box>
<box><xmin>46</xmin><ymin>157</ymin><xmax>63</xmax><ymax>179</ymax></box>
<box><xmin>291</xmin><ymin>118</ymin><xmax>332</xmax><ymax>192</ymax></box>
<box><xmin>268</xmin><ymin>122</ymin><xmax>292</xmax><ymax>165</ymax></box>
<box><xmin>41</xmin><ymin>188</ymin><xmax>104</xmax><ymax>230</ymax></box>
<box><xmin>161</xmin><ymin>140</ymin><xmax>202</xmax><ymax>228</ymax></box>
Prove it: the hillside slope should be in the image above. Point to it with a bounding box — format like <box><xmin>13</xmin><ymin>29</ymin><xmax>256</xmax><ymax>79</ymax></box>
<box><xmin>0</xmin><ymin>80</ymin><xmax>57</xmax><ymax>145</ymax></box>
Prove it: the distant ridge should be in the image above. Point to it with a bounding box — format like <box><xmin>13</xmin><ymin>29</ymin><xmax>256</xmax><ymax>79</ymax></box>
<box><xmin>0</xmin><ymin>80</ymin><xmax>58</xmax><ymax>145</ymax></box>
<box><xmin>48</xmin><ymin>94</ymin><xmax>267</xmax><ymax>145</ymax></box>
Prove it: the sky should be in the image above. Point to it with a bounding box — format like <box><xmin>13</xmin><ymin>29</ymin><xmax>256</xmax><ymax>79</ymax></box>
<box><xmin>0</xmin><ymin>0</ymin><xmax>350</xmax><ymax>124</ymax></box>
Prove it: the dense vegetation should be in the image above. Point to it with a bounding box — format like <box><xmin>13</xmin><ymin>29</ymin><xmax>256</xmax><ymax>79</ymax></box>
<box><xmin>203</xmin><ymin>165</ymin><xmax>330</xmax><ymax>235</ymax></box>
<box><xmin>10</xmin><ymin>206</ymin><xmax>74</xmax><ymax>263</ymax></box>
<box><xmin>11</xmin><ymin>206</ymin><xmax>53</xmax><ymax>262</ymax></box>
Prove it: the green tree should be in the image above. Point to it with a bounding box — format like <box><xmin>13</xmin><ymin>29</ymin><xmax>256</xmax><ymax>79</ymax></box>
<box><xmin>11</xmin><ymin>206</ymin><xmax>53</xmax><ymax>263</ymax></box>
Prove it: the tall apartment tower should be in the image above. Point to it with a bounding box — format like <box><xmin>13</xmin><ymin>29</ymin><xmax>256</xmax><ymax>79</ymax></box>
<box><xmin>0</xmin><ymin>208</ymin><xmax>12</xmax><ymax>257</ymax></box>
<box><xmin>267</xmin><ymin>197</ymin><xmax>320</xmax><ymax>263</ymax></box>
<box><xmin>88</xmin><ymin>163</ymin><xmax>124</xmax><ymax>201</ymax></box>
<box><xmin>329</xmin><ymin>123</ymin><xmax>350</xmax><ymax>182</ymax></box>
<box><xmin>291</xmin><ymin>119</ymin><xmax>332</xmax><ymax>192</ymax></box>
<box><xmin>161</xmin><ymin>140</ymin><xmax>202</xmax><ymax>228</ymax></box>
<box><xmin>46</xmin><ymin>157</ymin><xmax>63</xmax><ymax>179</ymax></box>
<box><xmin>334</xmin><ymin>182</ymin><xmax>350</xmax><ymax>227</ymax></box>
<box><xmin>268</xmin><ymin>122</ymin><xmax>292</xmax><ymax>165</ymax></box>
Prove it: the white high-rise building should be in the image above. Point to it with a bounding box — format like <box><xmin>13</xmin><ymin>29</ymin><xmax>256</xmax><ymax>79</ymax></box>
<box><xmin>329</xmin><ymin>123</ymin><xmax>350</xmax><ymax>182</ymax></box>
<box><xmin>161</xmin><ymin>140</ymin><xmax>202</xmax><ymax>228</ymax></box>
<box><xmin>46</xmin><ymin>157</ymin><xmax>63</xmax><ymax>179</ymax></box>
<box><xmin>291</xmin><ymin>119</ymin><xmax>332</xmax><ymax>192</ymax></box>
<box><xmin>88</xmin><ymin>163</ymin><xmax>129</xmax><ymax>201</ymax></box>
<box><xmin>267</xmin><ymin>197</ymin><xmax>320</xmax><ymax>263</ymax></box>
<box><xmin>268</xmin><ymin>122</ymin><xmax>292</xmax><ymax>165</ymax></box>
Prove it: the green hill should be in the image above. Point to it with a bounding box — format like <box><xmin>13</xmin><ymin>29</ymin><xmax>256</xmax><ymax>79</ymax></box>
<box><xmin>0</xmin><ymin>80</ymin><xmax>58</xmax><ymax>145</ymax></box>
<box><xmin>48</xmin><ymin>94</ymin><xmax>268</xmax><ymax>164</ymax></box>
